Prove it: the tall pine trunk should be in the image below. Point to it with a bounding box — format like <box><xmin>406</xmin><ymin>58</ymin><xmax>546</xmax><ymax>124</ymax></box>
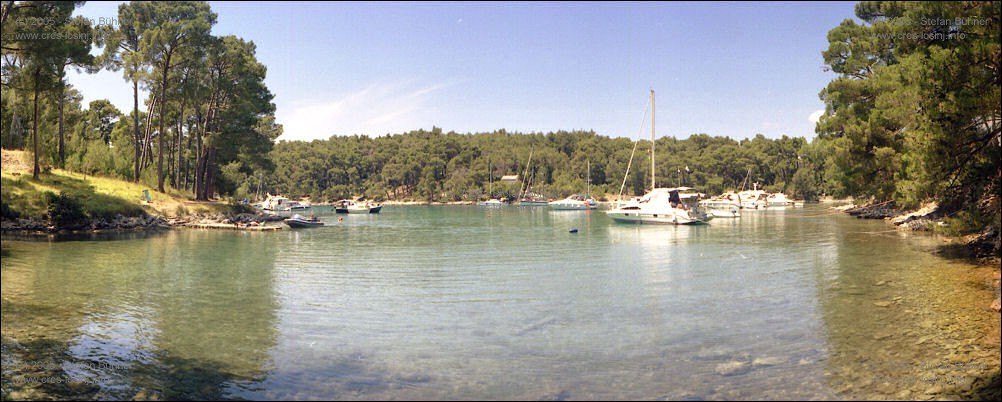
<box><xmin>58</xmin><ymin>80</ymin><xmax>65</xmax><ymax>168</ymax></box>
<box><xmin>31</xmin><ymin>68</ymin><xmax>40</xmax><ymax>179</ymax></box>
<box><xmin>174</xmin><ymin>98</ymin><xmax>186</xmax><ymax>189</ymax></box>
<box><xmin>142</xmin><ymin>96</ymin><xmax>157</xmax><ymax>169</ymax></box>
<box><xmin>205</xmin><ymin>146</ymin><xmax>216</xmax><ymax>200</ymax></box>
<box><xmin>133</xmin><ymin>80</ymin><xmax>141</xmax><ymax>182</ymax></box>
<box><xmin>156</xmin><ymin>52</ymin><xmax>171</xmax><ymax>193</ymax></box>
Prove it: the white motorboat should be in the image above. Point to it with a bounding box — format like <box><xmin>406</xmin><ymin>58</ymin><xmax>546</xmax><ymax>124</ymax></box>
<box><xmin>335</xmin><ymin>199</ymin><xmax>382</xmax><ymax>214</ymax></box>
<box><xmin>700</xmin><ymin>198</ymin><xmax>741</xmax><ymax>218</ymax></box>
<box><xmin>550</xmin><ymin>160</ymin><xmax>597</xmax><ymax>211</ymax></box>
<box><xmin>549</xmin><ymin>194</ymin><xmax>597</xmax><ymax>210</ymax></box>
<box><xmin>765</xmin><ymin>192</ymin><xmax>798</xmax><ymax>207</ymax></box>
<box><xmin>259</xmin><ymin>194</ymin><xmax>311</xmax><ymax>212</ymax></box>
<box><xmin>477</xmin><ymin>198</ymin><xmax>505</xmax><ymax>207</ymax></box>
<box><xmin>737</xmin><ymin>188</ymin><xmax>767</xmax><ymax>210</ymax></box>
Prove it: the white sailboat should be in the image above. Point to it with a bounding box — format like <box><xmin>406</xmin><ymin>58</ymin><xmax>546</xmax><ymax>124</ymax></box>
<box><xmin>517</xmin><ymin>147</ymin><xmax>549</xmax><ymax>206</ymax></box>
<box><xmin>478</xmin><ymin>159</ymin><xmax>504</xmax><ymax>207</ymax></box>
<box><xmin>605</xmin><ymin>90</ymin><xmax>712</xmax><ymax>225</ymax></box>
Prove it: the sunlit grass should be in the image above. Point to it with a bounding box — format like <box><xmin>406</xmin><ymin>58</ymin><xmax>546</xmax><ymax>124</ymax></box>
<box><xmin>2</xmin><ymin>150</ymin><xmax>233</xmax><ymax>218</ymax></box>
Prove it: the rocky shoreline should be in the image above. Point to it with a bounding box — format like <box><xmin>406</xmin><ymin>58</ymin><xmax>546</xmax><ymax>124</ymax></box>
<box><xmin>0</xmin><ymin>212</ymin><xmax>288</xmax><ymax>235</ymax></box>
<box><xmin>833</xmin><ymin>201</ymin><xmax>1001</xmax><ymax>314</ymax></box>
<box><xmin>838</xmin><ymin>200</ymin><xmax>997</xmax><ymax>253</ymax></box>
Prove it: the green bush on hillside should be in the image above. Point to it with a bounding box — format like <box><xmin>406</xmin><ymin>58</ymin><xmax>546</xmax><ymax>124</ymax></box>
<box><xmin>1</xmin><ymin>201</ymin><xmax>18</xmax><ymax>219</ymax></box>
<box><xmin>45</xmin><ymin>191</ymin><xmax>87</xmax><ymax>229</ymax></box>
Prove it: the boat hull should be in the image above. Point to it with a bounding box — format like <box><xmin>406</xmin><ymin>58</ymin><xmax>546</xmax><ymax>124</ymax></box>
<box><xmin>701</xmin><ymin>202</ymin><xmax>741</xmax><ymax>218</ymax></box>
<box><xmin>284</xmin><ymin>218</ymin><xmax>323</xmax><ymax>228</ymax></box>
<box><xmin>335</xmin><ymin>201</ymin><xmax>381</xmax><ymax>214</ymax></box>
<box><xmin>347</xmin><ymin>206</ymin><xmax>381</xmax><ymax>214</ymax></box>
<box><xmin>708</xmin><ymin>209</ymin><xmax>741</xmax><ymax>218</ymax></box>
<box><xmin>549</xmin><ymin>202</ymin><xmax>595</xmax><ymax>210</ymax></box>
<box><xmin>518</xmin><ymin>200</ymin><xmax>550</xmax><ymax>207</ymax></box>
<box><xmin>549</xmin><ymin>194</ymin><xmax>597</xmax><ymax>210</ymax></box>
<box><xmin>606</xmin><ymin>210</ymin><xmax>709</xmax><ymax>225</ymax></box>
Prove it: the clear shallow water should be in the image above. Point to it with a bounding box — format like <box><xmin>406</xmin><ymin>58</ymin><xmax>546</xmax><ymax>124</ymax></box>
<box><xmin>2</xmin><ymin>205</ymin><xmax>998</xmax><ymax>400</ymax></box>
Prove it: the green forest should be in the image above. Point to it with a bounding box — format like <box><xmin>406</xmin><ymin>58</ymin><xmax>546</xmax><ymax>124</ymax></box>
<box><xmin>1</xmin><ymin>1</ymin><xmax>998</xmax><ymax>255</ymax></box>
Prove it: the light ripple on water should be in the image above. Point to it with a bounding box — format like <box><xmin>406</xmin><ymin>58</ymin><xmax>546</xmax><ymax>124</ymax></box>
<box><xmin>2</xmin><ymin>205</ymin><xmax>997</xmax><ymax>400</ymax></box>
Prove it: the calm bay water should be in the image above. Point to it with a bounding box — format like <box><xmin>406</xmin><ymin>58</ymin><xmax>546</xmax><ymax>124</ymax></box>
<box><xmin>2</xmin><ymin>205</ymin><xmax>998</xmax><ymax>400</ymax></box>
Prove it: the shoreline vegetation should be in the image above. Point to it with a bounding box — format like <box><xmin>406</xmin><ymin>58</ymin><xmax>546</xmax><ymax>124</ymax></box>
<box><xmin>3</xmin><ymin>148</ymin><xmax>999</xmax><ymax>315</ymax></box>
<box><xmin>0</xmin><ymin>149</ymin><xmax>993</xmax><ymax>244</ymax></box>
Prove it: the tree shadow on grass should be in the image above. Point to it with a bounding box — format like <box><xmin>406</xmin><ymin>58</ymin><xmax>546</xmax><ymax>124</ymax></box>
<box><xmin>2</xmin><ymin>172</ymin><xmax>147</xmax><ymax>221</ymax></box>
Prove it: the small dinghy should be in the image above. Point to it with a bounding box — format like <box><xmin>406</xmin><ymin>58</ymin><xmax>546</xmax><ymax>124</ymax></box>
<box><xmin>284</xmin><ymin>214</ymin><xmax>323</xmax><ymax>228</ymax></box>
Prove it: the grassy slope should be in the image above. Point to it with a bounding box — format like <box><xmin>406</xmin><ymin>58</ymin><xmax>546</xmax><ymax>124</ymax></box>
<box><xmin>2</xmin><ymin>149</ymin><xmax>231</xmax><ymax>219</ymax></box>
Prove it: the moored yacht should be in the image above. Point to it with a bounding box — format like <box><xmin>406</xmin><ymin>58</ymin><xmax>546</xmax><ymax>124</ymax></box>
<box><xmin>477</xmin><ymin>198</ymin><xmax>505</xmax><ymax>207</ymax></box>
<box><xmin>765</xmin><ymin>192</ymin><xmax>799</xmax><ymax>207</ymax></box>
<box><xmin>700</xmin><ymin>194</ymin><xmax>742</xmax><ymax>218</ymax></box>
<box><xmin>335</xmin><ymin>199</ymin><xmax>382</xmax><ymax>214</ymax></box>
<box><xmin>737</xmin><ymin>189</ymin><xmax>767</xmax><ymax>210</ymax></box>
<box><xmin>605</xmin><ymin>90</ymin><xmax>711</xmax><ymax>225</ymax></box>
<box><xmin>259</xmin><ymin>194</ymin><xmax>311</xmax><ymax>212</ymax></box>
<box><xmin>549</xmin><ymin>194</ymin><xmax>597</xmax><ymax>210</ymax></box>
<box><xmin>550</xmin><ymin>160</ymin><xmax>597</xmax><ymax>211</ymax></box>
<box><xmin>607</xmin><ymin>187</ymin><xmax>711</xmax><ymax>224</ymax></box>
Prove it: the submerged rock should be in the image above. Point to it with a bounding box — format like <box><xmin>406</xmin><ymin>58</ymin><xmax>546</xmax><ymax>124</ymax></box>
<box><xmin>751</xmin><ymin>356</ymin><xmax>786</xmax><ymax>367</ymax></box>
<box><xmin>714</xmin><ymin>361</ymin><xmax>750</xmax><ymax>376</ymax></box>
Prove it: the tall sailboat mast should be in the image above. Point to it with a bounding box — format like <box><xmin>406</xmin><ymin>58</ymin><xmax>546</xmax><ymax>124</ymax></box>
<box><xmin>650</xmin><ymin>89</ymin><xmax>656</xmax><ymax>191</ymax></box>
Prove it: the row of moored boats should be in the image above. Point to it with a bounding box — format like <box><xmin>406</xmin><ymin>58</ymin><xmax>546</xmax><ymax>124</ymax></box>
<box><xmin>478</xmin><ymin>185</ymin><xmax>800</xmax><ymax>225</ymax></box>
<box><xmin>255</xmin><ymin>194</ymin><xmax>382</xmax><ymax>214</ymax></box>
<box><xmin>254</xmin><ymin>194</ymin><xmax>382</xmax><ymax>228</ymax></box>
<box><xmin>482</xmin><ymin>89</ymin><xmax>801</xmax><ymax>225</ymax></box>
<box><xmin>479</xmin><ymin>193</ymin><xmax>598</xmax><ymax>210</ymax></box>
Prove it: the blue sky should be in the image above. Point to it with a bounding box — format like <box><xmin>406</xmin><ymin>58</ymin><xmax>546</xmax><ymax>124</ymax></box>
<box><xmin>66</xmin><ymin>1</ymin><xmax>859</xmax><ymax>142</ymax></box>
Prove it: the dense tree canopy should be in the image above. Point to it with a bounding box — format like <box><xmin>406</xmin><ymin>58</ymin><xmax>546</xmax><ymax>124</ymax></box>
<box><xmin>2</xmin><ymin>1</ymin><xmax>278</xmax><ymax>201</ymax></box>
<box><xmin>817</xmin><ymin>0</ymin><xmax>1000</xmax><ymax>253</ymax></box>
<box><xmin>266</xmin><ymin>128</ymin><xmax>813</xmax><ymax>204</ymax></box>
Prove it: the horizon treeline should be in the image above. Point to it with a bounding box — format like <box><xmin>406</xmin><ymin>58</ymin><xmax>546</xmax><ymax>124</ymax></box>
<box><xmin>267</xmin><ymin>128</ymin><xmax>813</xmax><ymax>203</ymax></box>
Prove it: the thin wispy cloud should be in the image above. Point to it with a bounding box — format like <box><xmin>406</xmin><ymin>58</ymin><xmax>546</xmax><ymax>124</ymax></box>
<box><xmin>277</xmin><ymin>80</ymin><xmax>452</xmax><ymax>141</ymax></box>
